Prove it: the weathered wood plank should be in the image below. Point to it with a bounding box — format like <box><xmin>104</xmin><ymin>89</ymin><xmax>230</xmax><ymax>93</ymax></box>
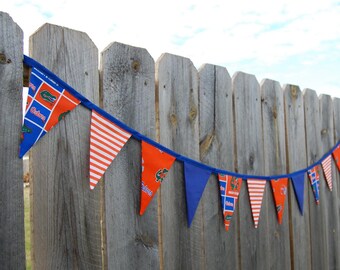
<box><xmin>284</xmin><ymin>85</ymin><xmax>311</xmax><ymax>270</ymax></box>
<box><xmin>0</xmin><ymin>11</ymin><xmax>25</xmax><ymax>270</ymax></box>
<box><xmin>319</xmin><ymin>94</ymin><xmax>340</xmax><ymax>270</ymax></box>
<box><xmin>29</xmin><ymin>24</ymin><xmax>102</xmax><ymax>269</ymax></box>
<box><xmin>157</xmin><ymin>53</ymin><xmax>202</xmax><ymax>269</ymax></box>
<box><xmin>198</xmin><ymin>64</ymin><xmax>238</xmax><ymax>269</ymax></box>
<box><xmin>233</xmin><ymin>72</ymin><xmax>269</xmax><ymax>270</ymax></box>
<box><xmin>101</xmin><ymin>42</ymin><xmax>158</xmax><ymax>269</ymax></box>
<box><xmin>261</xmin><ymin>79</ymin><xmax>291</xmax><ymax>270</ymax></box>
<box><xmin>303</xmin><ymin>89</ymin><xmax>327</xmax><ymax>270</ymax></box>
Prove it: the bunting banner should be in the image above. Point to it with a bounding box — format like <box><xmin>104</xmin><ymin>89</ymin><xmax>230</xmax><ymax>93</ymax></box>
<box><xmin>218</xmin><ymin>174</ymin><xmax>242</xmax><ymax>231</ymax></box>
<box><xmin>247</xmin><ymin>179</ymin><xmax>266</xmax><ymax>228</ymax></box>
<box><xmin>291</xmin><ymin>173</ymin><xmax>305</xmax><ymax>215</ymax></box>
<box><xmin>270</xmin><ymin>178</ymin><xmax>288</xmax><ymax>224</ymax></box>
<box><xmin>89</xmin><ymin>110</ymin><xmax>131</xmax><ymax>189</ymax></box>
<box><xmin>21</xmin><ymin>55</ymin><xmax>340</xmax><ymax>231</ymax></box>
<box><xmin>184</xmin><ymin>162</ymin><xmax>211</xmax><ymax>227</ymax></box>
<box><xmin>20</xmin><ymin>67</ymin><xmax>80</xmax><ymax>157</ymax></box>
<box><xmin>307</xmin><ymin>166</ymin><xmax>320</xmax><ymax>204</ymax></box>
<box><xmin>321</xmin><ymin>155</ymin><xmax>333</xmax><ymax>191</ymax></box>
<box><xmin>140</xmin><ymin>141</ymin><xmax>176</xmax><ymax>215</ymax></box>
<box><xmin>332</xmin><ymin>145</ymin><xmax>340</xmax><ymax>172</ymax></box>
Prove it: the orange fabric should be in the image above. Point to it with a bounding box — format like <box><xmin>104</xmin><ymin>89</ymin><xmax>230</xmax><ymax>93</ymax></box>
<box><xmin>332</xmin><ymin>145</ymin><xmax>340</xmax><ymax>172</ymax></box>
<box><xmin>140</xmin><ymin>141</ymin><xmax>176</xmax><ymax>215</ymax></box>
<box><xmin>270</xmin><ymin>178</ymin><xmax>288</xmax><ymax>224</ymax></box>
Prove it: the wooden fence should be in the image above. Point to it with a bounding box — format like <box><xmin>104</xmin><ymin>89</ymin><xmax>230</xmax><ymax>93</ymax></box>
<box><xmin>1</xmin><ymin>11</ymin><xmax>339</xmax><ymax>270</ymax></box>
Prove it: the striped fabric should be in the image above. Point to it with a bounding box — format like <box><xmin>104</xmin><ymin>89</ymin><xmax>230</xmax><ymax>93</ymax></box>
<box><xmin>321</xmin><ymin>155</ymin><xmax>333</xmax><ymax>191</ymax></box>
<box><xmin>247</xmin><ymin>179</ymin><xmax>266</xmax><ymax>228</ymax></box>
<box><xmin>89</xmin><ymin>110</ymin><xmax>131</xmax><ymax>189</ymax></box>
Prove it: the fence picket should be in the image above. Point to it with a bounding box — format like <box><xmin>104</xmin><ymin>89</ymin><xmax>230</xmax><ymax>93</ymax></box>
<box><xmin>198</xmin><ymin>64</ymin><xmax>238</xmax><ymax>269</ymax></box>
<box><xmin>261</xmin><ymin>79</ymin><xmax>291</xmax><ymax>270</ymax></box>
<box><xmin>101</xmin><ymin>42</ymin><xmax>158</xmax><ymax>269</ymax></box>
<box><xmin>319</xmin><ymin>94</ymin><xmax>340</xmax><ymax>269</ymax></box>
<box><xmin>156</xmin><ymin>53</ymin><xmax>202</xmax><ymax>269</ymax></box>
<box><xmin>233</xmin><ymin>72</ymin><xmax>269</xmax><ymax>270</ymax></box>
<box><xmin>284</xmin><ymin>85</ymin><xmax>311</xmax><ymax>270</ymax></box>
<box><xmin>29</xmin><ymin>23</ymin><xmax>102</xmax><ymax>269</ymax></box>
<box><xmin>0</xmin><ymin>11</ymin><xmax>25</xmax><ymax>270</ymax></box>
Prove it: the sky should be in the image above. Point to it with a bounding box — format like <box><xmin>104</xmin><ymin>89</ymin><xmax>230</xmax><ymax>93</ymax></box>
<box><xmin>2</xmin><ymin>0</ymin><xmax>340</xmax><ymax>98</ymax></box>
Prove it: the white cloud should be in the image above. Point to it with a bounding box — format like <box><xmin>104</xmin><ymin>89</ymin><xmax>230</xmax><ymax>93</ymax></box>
<box><xmin>1</xmin><ymin>0</ymin><xmax>340</xmax><ymax>97</ymax></box>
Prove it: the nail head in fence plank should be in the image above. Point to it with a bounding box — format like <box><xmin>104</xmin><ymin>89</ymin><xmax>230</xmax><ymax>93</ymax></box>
<box><xmin>303</xmin><ymin>89</ymin><xmax>327</xmax><ymax>270</ymax></box>
<box><xmin>101</xmin><ymin>42</ymin><xmax>158</xmax><ymax>270</ymax></box>
<box><xmin>283</xmin><ymin>85</ymin><xmax>311</xmax><ymax>270</ymax></box>
<box><xmin>0</xmin><ymin>11</ymin><xmax>25</xmax><ymax>270</ymax></box>
<box><xmin>319</xmin><ymin>94</ymin><xmax>340</xmax><ymax>270</ymax></box>
<box><xmin>233</xmin><ymin>72</ymin><xmax>269</xmax><ymax>270</ymax></box>
<box><xmin>29</xmin><ymin>23</ymin><xmax>101</xmax><ymax>269</ymax></box>
<box><xmin>157</xmin><ymin>53</ymin><xmax>201</xmax><ymax>269</ymax></box>
<box><xmin>198</xmin><ymin>64</ymin><xmax>238</xmax><ymax>269</ymax></box>
<box><xmin>199</xmin><ymin>64</ymin><xmax>239</xmax><ymax>269</ymax></box>
<box><xmin>261</xmin><ymin>79</ymin><xmax>291</xmax><ymax>270</ymax></box>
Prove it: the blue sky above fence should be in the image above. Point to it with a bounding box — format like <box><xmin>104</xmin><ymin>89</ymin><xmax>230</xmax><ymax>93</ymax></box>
<box><xmin>2</xmin><ymin>0</ymin><xmax>340</xmax><ymax>97</ymax></box>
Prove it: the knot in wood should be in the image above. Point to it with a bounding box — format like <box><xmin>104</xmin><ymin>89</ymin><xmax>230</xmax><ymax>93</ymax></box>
<box><xmin>321</xmin><ymin>128</ymin><xmax>328</xmax><ymax>136</ymax></box>
<box><xmin>272</xmin><ymin>106</ymin><xmax>277</xmax><ymax>119</ymax></box>
<box><xmin>131</xmin><ymin>60</ymin><xmax>140</xmax><ymax>72</ymax></box>
<box><xmin>290</xmin><ymin>86</ymin><xmax>298</xmax><ymax>98</ymax></box>
<box><xmin>0</xmin><ymin>53</ymin><xmax>10</xmax><ymax>64</ymax></box>
<box><xmin>170</xmin><ymin>113</ymin><xmax>177</xmax><ymax>127</ymax></box>
<box><xmin>249</xmin><ymin>155</ymin><xmax>254</xmax><ymax>169</ymax></box>
<box><xmin>189</xmin><ymin>106</ymin><xmax>197</xmax><ymax>122</ymax></box>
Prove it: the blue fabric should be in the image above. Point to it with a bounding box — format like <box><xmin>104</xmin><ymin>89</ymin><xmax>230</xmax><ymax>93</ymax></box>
<box><xmin>22</xmin><ymin>55</ymin><xmax>340</xmax><ymax>181</ymax></box>
<box><xmin>184</xmin><ymin>162</ymin><xmax>211</xmax><ymax>227</ymax></box>
<box><xmin>291</xmin><ymin>173</ymin><xmax>305</xmax><ymax>215</ymax></box>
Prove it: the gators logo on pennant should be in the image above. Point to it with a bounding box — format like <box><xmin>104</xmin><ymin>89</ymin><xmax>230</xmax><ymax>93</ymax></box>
<box><xmin>140</xmin><ymin>141</ymin><xmax>176</xmax><ymax>215</ymax></box>
<box><xmin>19</xmin><ymin>67</ymin><xmax>80</xmax><ymax>158</ymax></box>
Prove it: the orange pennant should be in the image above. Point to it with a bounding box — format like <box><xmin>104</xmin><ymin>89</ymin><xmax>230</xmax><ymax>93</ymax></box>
<box><xmin>332</xmin><ymin>145</ymin><xmax>340</xmax><ymax>172</ymax></box>
<box><xmin>140</xmin><ymin>141</ymin><xmax>176</xmax><ymax>215</ymax></box>
<box><xmin>270</xmin><ymin>178</ymin><xmax>288</xmax><ymax>224</ymax></box>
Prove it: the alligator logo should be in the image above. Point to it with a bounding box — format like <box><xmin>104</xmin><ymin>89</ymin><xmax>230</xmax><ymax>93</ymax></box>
<box><xmin>22</xmin><ymin>124</ymin><xmax>32</xmax><ymax>133</ymax></box>
<box><xmin>40</xmin><ymin>90</ymin><xmax>56</xmax><ymax>104</ymax></box>
<box><xmin>155</xmin><ymin>168</ymin><xmax>169</xmax><ymax>183</ymax></box>
<box><xmin>230</xmin><ymin>177</ymin><xmax>240</xmax><ymax>190</ymax></box>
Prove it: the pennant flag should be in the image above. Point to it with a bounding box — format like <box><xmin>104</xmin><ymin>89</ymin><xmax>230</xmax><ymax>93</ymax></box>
<box><xmin>321</xmin><ymin>155</ymin><xmax>333</xmax><ymax>191</ymax></box>
<box><xmin>332</xmin><ymin>145</ymin><xmax>340</xmax><ymax>172</ymax></box>
<box><xmin>89</xmin><ymin>110</ymin><xmax>131</xmax><ymax>189</ymax></box>
<box><xmin>184</xmin><ymin>162</ymin><xmax>211</xmax><ymax>227</ymax></box>
<box><xmin>270</xmin><ymin>178</ymin><xmax>288</xmax><ymax>224</ymax></box>
<box><xmin>20</xmin><ymin>67</ymin><xmax>80</xmax><ymax>158</ymax></box>
<box><xmin>291</xmin><ymin>173</ymin><xmax>305</xmax><ymax>215</ymax></box>
<box><xmin>247</xmin><ymin>179</ymin><xmax>266</xmax><ymax>228</ymax></box>
<box><xmin>218</xmin><ymin>174</ymin><xmax>242</xmax><ymax>231</ymax></box>
<box><xmin>307</xmin><ymin>166</ymin><xmax>320</xmax><ymax>204</ymax></box>
<box><xmin>140</xmin><ymin>141</ymin><xmax>176</xmax><ymax>215</ymax></box>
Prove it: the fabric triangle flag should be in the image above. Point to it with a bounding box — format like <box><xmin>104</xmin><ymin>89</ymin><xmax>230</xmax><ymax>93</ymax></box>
<box><xmin>140</xmin><ymin>141</ymin><xmax>176</xmax><ymax>215</ymax></box>
<box><xmin>270</xmin><ymin>178</ymin><xmax>288</xmax><ymax>224</ymax></box>
<box><xmin>247</xmin><ymin>179</ymin><xmax>266</xmax><ymax>228</ymax></box>
<box><xmin>332</xmin><ymin>145</ymin><xmax>340</xmax><ymax>172</ymax></box>
<box><xmin>19</xmin><ymin>67</ymin><xmax>80</xmax><ymax>158</ymax></box>
<box><xmin>218</xmin><ymin>174</ymin><xmax>242</xmax><ymax>231</ymax></box>
<box><xmin>307</xmin><ymin>166</ymin><xmax>320</xmax><ymax>204</ymax></box>
<box><xmin>89</xmin><ymin>110</ymin><xmax>132</xmax><ymax>189</ymax></box>
<box><xmin>321</xmin><ymin>155</ymin><xmax>333</xmax><ymax>191</ymax></box>
<box><xmin>290</xmin><ymin>173</ymin><xmax>305</xmax><ymax>215</ymax></box>
<box><xmin>184</xmin><ymin>162</ymin><xmax>211</xmax><ymax>227</ymax></box>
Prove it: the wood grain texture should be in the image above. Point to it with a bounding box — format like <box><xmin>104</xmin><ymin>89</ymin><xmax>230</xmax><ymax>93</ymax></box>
<box><xmin>261</xmin><ymin>79</ymin><xmax>291</xmax><ymax>270</ymax></box>
<box><xmin>233</xmin><ymin>72</ymin><xmax>269</xmax><ymax>270</ymax></box>
<box><xmin>101</xmin><ymin>42</ymin><xmax>158</xmax><ymax>269</ymax></box>
<box><xmin>198</xmin><ymin>64</ymin><xmax>238</xmax><ymax>269</ymax></box>
<box><xmin>283</xmin><ymin>85</ymin><xmax>311</xmax><ymax>270</ymax></box>
<box><xmin>303</xmin><ymin>89</ymin><xmax>326</xmax><ymax>270</ymax></box>
<box><xmin>0</xmin><ymin>11</ymin><xmax>25</xmax><ymax>270</ymax></box>
<box><xmin>319</xmin><ymin>94</ymin><xmax>340</xmax><ymax>270</ymax></box>
<box><xmin>156</xmin><ymin>53</ymin><xmax>202</xmax><ymax>269</ymax></box>
<box><xmin>29</xmin><ymin>23</ymin><xmax>102</xmax><ymax>269</ymax></box>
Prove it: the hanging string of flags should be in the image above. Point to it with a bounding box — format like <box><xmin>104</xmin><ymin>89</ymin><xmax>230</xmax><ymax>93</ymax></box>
<box><xmin>21</xmin><ymin>55</ymin><xmax>340</xmax><ymax>230</ymax></box>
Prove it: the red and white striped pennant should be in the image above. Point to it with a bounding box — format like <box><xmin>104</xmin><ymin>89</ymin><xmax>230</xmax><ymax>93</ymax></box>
<box><xmin>321</xmin><ymin>155</ymin><xmax>333</xmax><ymax>191</ymax></box>
<box><xmin>89</xmin><ymin>110</ymin><xmax>131</xmax><ymax>189</ymax></box>
<box><xmin>247</xmin><ymin>179</ymin><xmax>266</xmax><ymax>228</ymax></box>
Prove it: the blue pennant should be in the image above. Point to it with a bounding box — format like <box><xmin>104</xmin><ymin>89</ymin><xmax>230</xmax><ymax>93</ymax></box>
<box><xmin>184</xmin><ymin>162</ymin><xmax>211</xmax><ymax>227</ymax></box>
<box><xmin>291</xmin><ymin>173</ymin><xmax>305</xmax><ymax>215</ymax></box>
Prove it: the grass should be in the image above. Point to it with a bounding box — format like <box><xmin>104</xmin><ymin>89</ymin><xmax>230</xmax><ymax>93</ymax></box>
<box><xmin>24</xmin><ymin>186</ymin><xmax>31</xmax><ymax>270</ymax></box>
